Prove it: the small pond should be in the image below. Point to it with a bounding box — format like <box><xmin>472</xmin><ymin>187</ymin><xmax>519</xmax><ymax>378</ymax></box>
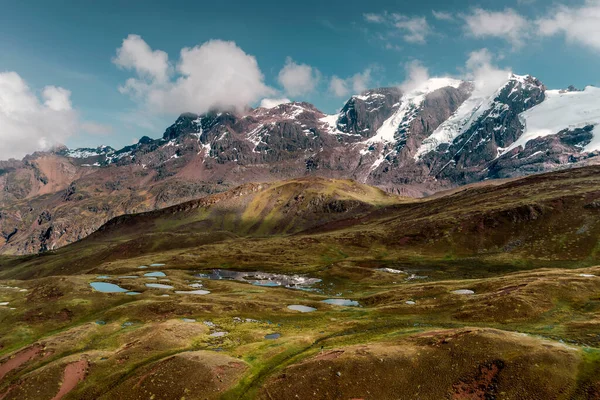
<box><xmin>287</xmin><ymin>305</ymin><xmax>317</xmax><ymax>313</ymax></box>
<box><xmin>90</xmin><ymin>282</ymin><xmax>140</xmax><ymax>296</ymax></box>
<box><xmin>145</xmin><ymin>283</ymin><xmax>174</xmax><ymax>289</ymax></box>
<box><xmin>264</xmin><ymin>333</ymin><xmax>281</xmax><ymax>340</ymax></box>
<box><xmin>175</xmin><ymin>290</ymin><xmax>211</xmax><ymax>295</ymax></box>
<box><xmin>197</xmin><ymin>269</ymin><xmax>321</xmax><ymax>290</ymax></box>
<box><xmin>144</xmin><ymin>272</ymin><xmax>166</xmax><ymax>277</ymax></box>
<box><xmin>321</xmin><ymin>299</ymin><xmax>360</xmax><ymax>307</ymax></box>
<box><xmin>452</xmin><ymin>289</ymin><xmax>475</xmax><ymax>295</ymax></box>
<box><xmin>90</xmin><ymin>282</ymin><xmax>127</xmax><ymax>293</ymax></box>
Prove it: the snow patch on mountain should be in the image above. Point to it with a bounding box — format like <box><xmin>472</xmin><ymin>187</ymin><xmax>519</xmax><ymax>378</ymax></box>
<box><xmin>368</xmin><ymin>78</ymin><xmax>463</xmax><ymax>146</ymax></box>
<box><xmin>247</xmin><ymin>123</ymin><xmax>270</xmax><ymax>153</ymax></box>
<box><xmin>502</xmin><ymin>86</ymin><xmax>600</xmax><ymax>155</ymax></box>
<box><xmin>353</xmin><ymin>92</ymin><xmax>386</xmax><ymax>102</ymax></box>
<box><xmin>319</xmin><ymin>113</ymin><xmax>346</xmax><ymax>135</ymax></box>
<box><xmin>65</xmin><ymin>146</ymin><xmax>114</xmax><ymax>159</ymax></box>
<box><xmin>414</xmin><ymin>73</ymin><xmax>520</xmax><ymax>160</ymax></box>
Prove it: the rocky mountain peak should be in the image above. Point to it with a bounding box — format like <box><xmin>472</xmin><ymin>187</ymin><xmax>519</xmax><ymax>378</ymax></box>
<box><xmin>335</xmin><ymin>87</ymin><xmax>402</xmax><ymax>138</ymax></box>
<box><xmin>4</xmin><ymin>74</ymin><xmax>600</xmax><ymax>254</ymax></box>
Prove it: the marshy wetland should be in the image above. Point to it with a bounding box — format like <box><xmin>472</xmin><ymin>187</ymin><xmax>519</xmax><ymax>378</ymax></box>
<box><xmin>3</xmin><ymin>256</ymin><xmax>600</xmax><ymax>399</ymax></box>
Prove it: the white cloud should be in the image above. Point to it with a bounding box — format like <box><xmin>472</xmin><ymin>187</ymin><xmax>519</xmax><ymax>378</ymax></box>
<box><xmin>392</xmin><ymin>14</ymin><xmax>431</xmax><ymax>44</ymax></box>
<box><xmin>364</xmin><ymin>12</ymin><xmax>431</xmax><ymax>45</ymax></box>
<box><xmin>462</xmin><ymin>8</ymin><xmax>529</xmax><ymax>47</ymax></box>
<box><xmin>115</xmin><ymin>36</ymin><xmax>273</xmax><ymax>115</ymax></box>
<box><xmin>0</xmin><ymin>72</ymin><xmax>78</xmax><ymax>160</ymax></box>
<box><xmin>351</xmin><ymin>69</ymin><xmax>372</xmax><ymax>93</ymax></box>
<box><xmin>277</xmin><ymin>57</ymin><xmax>320</xmax><ymax>96</ymax></box>
<box><xmin>363</xmin><ymin>13</ymin><xmax>385</xmax><ymax>23</ymax></box>
<box><xmin>329</xmin><ymin>76</ymin><xmax>349</xmax><ymax>97</ymax></box>
<box><xmin>536</xmin><ymin>0</ymin><xmax>600</xmax><ymax>52</ymax></box>
<box><xmin>432</xmin><ymin>10</ymin><xmax>454</xmax><ymax>21</ymax></box>
<box><xmin>42</xmin><ymin>86</ymin><xmax>72</xmax><ymax>111</ymax></box>
<box><xmin>259</xmin><ymin>98</ymin><xmax>291</xmax><ymax>109</ymax></box>
<box><xmin>384</xmin><ymin>43</ymin><xmax>403</xmax><ymax>51</ymax></box>
<box><xmin>113</xmin><ymin>34</ymin><xmax>170</xmax><ymax>83</ymax></box>
<box><xmin>464</xmin><ymin>48</ymin><xmax>512</xmax><ymax>97</ymax></box>
<box><xmin>397</xmin><ymin>50</ymin><xmax>511</xmax><ymax>99</ymax></box>
<box><xmin>399</xmin><ymin>60</ymin><xmax>430</xmax><ymax>93</ymax></box>
<box><xmin>328</xmin><ymin>68</ymin><xmax>373</xmax><ymax>98</ymax></box>
<box><xmin>80</xmin><ymin>122</ymin><xmax>114</xmax><ymax>136</ymax></box>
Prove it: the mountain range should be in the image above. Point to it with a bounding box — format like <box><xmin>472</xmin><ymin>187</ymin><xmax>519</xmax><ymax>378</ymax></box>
<box><xmin>1</xmin><ymin>73</ymin><xmax>600</xmax><ymax>254</ymax></box>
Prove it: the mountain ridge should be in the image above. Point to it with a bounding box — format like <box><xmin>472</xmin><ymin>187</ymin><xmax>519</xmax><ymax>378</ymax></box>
<box><xmin>1</xmin><ymin>74</ymin><xmax>600</xmax><ymax>254</ymax></box>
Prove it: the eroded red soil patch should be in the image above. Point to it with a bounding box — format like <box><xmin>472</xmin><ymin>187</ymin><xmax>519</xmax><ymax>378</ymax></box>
<box><xmin>313</xmin><ymin>350</ymin><xmax>345</xmax><ymax>362</ymax></box>
<box><xmin>452</xmin><ymin>360</ymin><xmax>504</xmax><ymax>400</ymax></box>
<box><xmin>51</xmin><ymin>359</ymin><xmax>88</xmax><ymax>400</ymax></box>
<box><xmin>214</xmin><ymin>361</ymin><xmax>247</xmax><ymax>375</ymax></box>
<box><xmin>0</xmin><ymin>345</ymin><xmax>43</xmax><ymax>382</ymax></box>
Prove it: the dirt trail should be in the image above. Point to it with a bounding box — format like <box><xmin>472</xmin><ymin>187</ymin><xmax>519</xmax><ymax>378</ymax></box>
<box><xmin>51</xmin><ymin>359</ymin><xmax>88</xmax><ymax>400</ymax></box>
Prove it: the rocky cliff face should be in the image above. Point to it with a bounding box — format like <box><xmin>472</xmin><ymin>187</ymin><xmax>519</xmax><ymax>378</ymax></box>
<box><xmin>2</xmin><ymin>74</ymin><xmax>600</xmax><ymax>254</ymax></box>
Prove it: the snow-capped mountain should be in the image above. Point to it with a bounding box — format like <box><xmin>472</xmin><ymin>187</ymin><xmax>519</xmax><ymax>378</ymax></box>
<box><xmin>2</xmin><ymin>74</ymin><xmax>600</xmax><ymax>254</ymax></box>
<box><xmin>36</xmin><ymin>74</ymin><xmax>600</xmax><ymax>191</ymax></box>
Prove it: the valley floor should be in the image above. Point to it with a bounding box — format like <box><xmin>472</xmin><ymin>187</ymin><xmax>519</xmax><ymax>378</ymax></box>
<box><xmin>2</xmin><ymin>252</ymin><xmax>600</xmax><ymax>399</ymax></box>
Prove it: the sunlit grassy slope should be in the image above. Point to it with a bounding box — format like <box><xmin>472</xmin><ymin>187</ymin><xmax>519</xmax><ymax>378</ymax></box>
<box><xmin>2</xmin><ymin>166</ymin><xmax>599</xmax><ymax>280</ymax></box>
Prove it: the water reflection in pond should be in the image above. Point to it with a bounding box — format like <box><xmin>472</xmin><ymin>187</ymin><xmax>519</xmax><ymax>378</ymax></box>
<box><xmin>321</xmin><ymin>299</ymin><xmax>360</xmax><ymax>307</ymax></box>
<box><xmin>90</xmin><ymin>282</ymin><xmax>127</xmax><ymax>293</ymax></box>
<box><xmin>452</xmin><ymin>289</ymin><xmax>475</xmax><ymax>295</ymax></box>
<box><xmin>144</xmin><ymin>272</ymin><xmax>166</xmax><ymax>277</ymax></box>
<box><xmin>175</xmin><ymin>290</ymin><xmax>210</xmax><ymax>295</ymax></box>
<box><xmin>145</xmin><ymin>283</ymin><xmax>174</xmax><ymax>289</ymax></box>
<box><xmin>264</xmin><ymin>333</ymin><xmax>281</xmax><ymax>340</ymax></box>
<box><xmin>197</xmin><ymin>269</ymin><xmax>321</xmax><ymax>290</ymax></box>
<box><xmin>287</xmin><ymin>305</ymin><xmax>317</xmax><ymax>313</ymax></box>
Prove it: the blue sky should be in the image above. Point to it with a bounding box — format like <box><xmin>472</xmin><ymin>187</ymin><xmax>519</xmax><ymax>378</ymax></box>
<box><xmin>1</xmin><ymin>0</ymin><xmax>599</xmax><ymax>155</ymax></box>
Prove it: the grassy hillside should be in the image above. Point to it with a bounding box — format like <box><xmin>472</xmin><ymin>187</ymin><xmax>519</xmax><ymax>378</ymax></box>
<box><xmin>2</xmin><ymin>168</ymin><xmax>600</xmax><ymax>399</ymax></box>
<box><xmin>3</xmin><ymin>166</ymin><xmax>599</xmax><ymax>281</ymax></box>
